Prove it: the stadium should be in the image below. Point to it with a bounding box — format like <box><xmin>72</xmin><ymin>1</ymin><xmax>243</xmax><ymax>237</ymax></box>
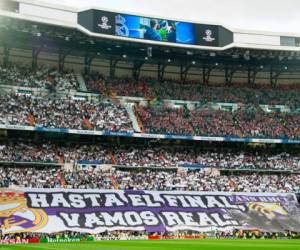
<box><xmin>0</xmin><ymin>0</ymin><xmax>300</xmax><ymax>249</ymax></box>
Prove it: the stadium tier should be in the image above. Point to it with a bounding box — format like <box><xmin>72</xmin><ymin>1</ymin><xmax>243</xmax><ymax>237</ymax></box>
<box><xmin>0</xmin><ymin>64</ymin><xmax>79</xmax><ymax>91</ymax></box>
<box><xmin>0</xmin><ymin>89</ymin><xmax>300</xmax><ymax>140</ymax></box>
<box><xmin>87</xmin><ymin>75</ymin><xmax>300</xmax><ymax>107</ymax></box>
<box><xmin>1</xmin><ymin>0</ymin><xmax>300</xmax><ymax>247</ymax></box>
<box><xmin>1</xmin><ymin>166</ymin><xmax>300</xmax><ymax>192</ymax></box>
<box><xmin>0</xmin><ymin>93</ymin><xmax>133</xmax><ymax>132</ymax></box>
<box><xmin>0</xmin><ymin>142</ymin><xmax>300</xmax><ymax>171</ymax></box>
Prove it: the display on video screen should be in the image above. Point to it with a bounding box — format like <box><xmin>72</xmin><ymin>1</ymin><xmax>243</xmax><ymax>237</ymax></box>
<box><xmin>115</xmin><ymin>14</ymin><xmax>196</xmax><ymax>45</ymax></box>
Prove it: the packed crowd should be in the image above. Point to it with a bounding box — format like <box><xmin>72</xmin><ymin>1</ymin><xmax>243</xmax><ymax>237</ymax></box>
<box><xmin>1</xmin><ymin>166</ymin><xmax>299</xmax><ymax>193</ymax></box>
<box><xmin>1</xmin><ymin>142</ymin><xmax>300</xmax><ymax>171</ymax></box>
<box><xmin>114</xmin><ymin>146</ymin><xmax>300</xmax><ymax>170</ymax></box>
<box><xmin>0</xmin><ymin>94</ymin><xmax>133</xmax><ymax>132</ymax></box>
<box><xmin>86</xmin><ymin>76</ymin><xmax>300</xmax><ymax>108</ymax></box>
<box><xmin>64</xmin><ymin>169</ymin><xmax>300</xmax><ymax>192</ymax></box>
<box><xmin>0</xmin><ymin>64</ymin><xmax>79</xmax><ymax>91</ymax></box>
<box><xmin>0</xmin><ymin>142</ymin><xmax>111</xmax><ymax>164</ymax></box>
<box><xmin>0</xmin><ymin>231</ymin><xmax>145</xmax><ymax>241</ymax></box>
<box><xmin>136</xmin><ymin>105</ymin><xmax>300</xmax><ymax>139</ymax></box>
<box><xmin>1</xmin><ymin>77</ymin><xmax>300</xmax><ymax>139</ymax></box>
<box><xmin>0</xmin><ymin>166</ymin><xmax>62</xmax><ymax>188</ymax></box>
<box><xmin>0</xmin><ymin>231</ymin><xmax>89</xmax><ymax>241</ymax></box>
<box><xmin>2</xmin><ymin>65</ymin><xmax>300</xmax><ymax>107</ymax></box>
<box><xmin>1</xmin><ymin>230</ymin><xmax>298</xmax><ymax>241</ymax></box>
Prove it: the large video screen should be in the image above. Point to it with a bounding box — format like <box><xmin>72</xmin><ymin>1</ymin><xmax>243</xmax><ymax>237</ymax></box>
<box><xmin>78</xmin><ymin>10</ymin><xmax>233</xmax><ymax>47</ymax></box>
<box><xmin>115</xmin><ymin>14</ymin><xmax>196</xmax><ymax>45</ymax></box>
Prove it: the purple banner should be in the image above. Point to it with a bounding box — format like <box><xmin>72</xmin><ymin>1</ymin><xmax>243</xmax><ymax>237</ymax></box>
<box><xmin>0</xmin><ymin>189</ymin><xmax>300</xmax><ymax>234</ymax></box>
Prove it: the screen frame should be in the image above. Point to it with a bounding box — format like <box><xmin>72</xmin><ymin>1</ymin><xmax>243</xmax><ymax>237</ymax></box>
<box><xmin>77</xmin><ymin>9</ymin><xmax>234</xmax><ymax>49</ymax></box>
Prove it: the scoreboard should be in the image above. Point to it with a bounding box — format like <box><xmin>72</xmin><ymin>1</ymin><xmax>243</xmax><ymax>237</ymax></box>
<box><xmin>78</xmin><ymin>9</ymin><xmax>233</xmax><ymax>47</ymax></box>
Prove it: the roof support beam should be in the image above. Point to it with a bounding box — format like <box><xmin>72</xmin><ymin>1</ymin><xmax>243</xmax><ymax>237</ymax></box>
<box><xmin>180</xmin><ymin>63</ymin><xmax>192</xmax><ymax>82</ymax></box>
<box><xmin>202</xmin><ymin>65</ymin><xmax>213</xmax><ymax>85</ymax></box>
<box><xmin>225</xmin><ymin>67</ymin><xmax>236</xmax><ymax>85</ymax></box>
<box><xmin>247</xmin><ymin>67</ymin><xmax>260</xmax><ymax>86</ymax></box>
<box><xmin>84</xmin><ymin>54</ymin><xmax>94</xmax><ymax>75</ymax></box>
<box><xmin>132</xmin><ymin>60</ymin><xmax>144</xmax><ymax>81</ymax></box>
<box><xmin>58</xmin><ymin>49</ymin><xmax>70</xmax><ymax>73</ymax></box>
<box><xmin>157</xmin><ymin>63</ymin><xmax>166</xmax><ymax>82</ymax></box>
<box><xmin>31</xmin><ymin>44</ymin><xmax>43</xmax><ymax>70</ymax></box>
<box><xmin>109</xmin><ymin>58</ymin><xmax>119</xmax><ymax>79</ymax></box>
<box><xmin>3</xmin><ymin>44</ymin><xmax>10</xmax><ymax>67</ymax></box>
<box><xmin>270</xmin><ymin>66</ymin><xmax>281</xmax><ymax>88</ymax></box>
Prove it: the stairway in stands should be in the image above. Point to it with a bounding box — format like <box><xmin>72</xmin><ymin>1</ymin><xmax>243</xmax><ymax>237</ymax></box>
<box><xmin>76</xmin><ymin>73</ymin><xmax>88</xmax><ymax>92</ymax></box>
<box><xmin>124</xmin><ymin>103</ymin><xmax>142</xmax><ymax>133</ymax></box>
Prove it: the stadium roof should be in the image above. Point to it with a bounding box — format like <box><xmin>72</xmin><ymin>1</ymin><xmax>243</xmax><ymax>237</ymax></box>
<box><xmin>15</xmin><ymin>0</ymin><xmax>300</xmax><ymax>36</ymax></box>
<box><xmin>1</xmin><ymin>0</ymin><xmax>300</xmax><ymax>83</ymax></box>
<box><xmin>1</xmin><ymin>16</ymin><xmax>299</xmax><ymax>71</ymax></box>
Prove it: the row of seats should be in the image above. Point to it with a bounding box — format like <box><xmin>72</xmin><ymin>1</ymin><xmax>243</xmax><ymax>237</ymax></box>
<box><xmin>136</xmin><ymin>105</ymin><xmax>300</xmax><ymax>139</ymax></box>
<box><xmin>0</xmin><ymin>94</ymin><xmax>133</xmax><ymax>132</ymax></box>
<box><xmin>1</xmin><ymin>93</ymin><xmax>300</xmax><ymax>139</ymax></box>
<box><xmin>1</xmin><ymin>166</ymin><xmax>299</xmax><ymax>193</ymax></box>
<box><xmin>0</xmin><ymin>142</ymin><xmax>299</xmax><ymax>170</ymax></box>
<box><xmin>86</xmin><ymin>74</ymin><xmax>300</xmax><ymax>107</ymax></box>
<box><xmin>1</xmin><ymin>65</ymin><xmax>300</xmax><ymax>140</ymax></box>
<box><xmin>0</xmin><ymin>65</ymin><xmax>78</xmax><ymax>91</ymax></box>
<box><xmin>1</xmin><ymin>64</ymin><xmax>300</xmax><ymax>107</ymax></box>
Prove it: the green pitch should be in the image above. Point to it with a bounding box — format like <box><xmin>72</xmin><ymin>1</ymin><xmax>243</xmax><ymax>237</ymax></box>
<box><xmin>2</xmin><ymin>239</ymin><xmax>300</xmax><ymax>250</ymax></box>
